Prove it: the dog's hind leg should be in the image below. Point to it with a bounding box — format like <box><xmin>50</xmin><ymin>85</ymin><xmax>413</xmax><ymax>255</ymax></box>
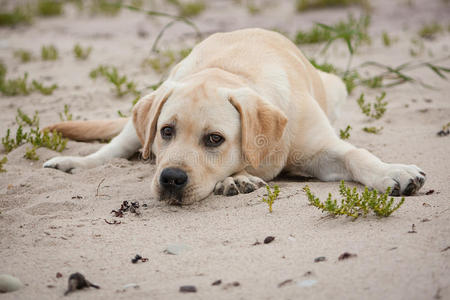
<box><xmin>43</xmin><ymin>119</ymin><xmax>141</xmax><ymax>173</ymax></box>
<box><xmin>317</xmin><ymin>70</ymin><xmax>347</xmax><ymax>124</ymax></box>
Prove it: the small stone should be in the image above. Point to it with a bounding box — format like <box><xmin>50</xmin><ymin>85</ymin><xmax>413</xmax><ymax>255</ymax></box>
<box><xmin>338</xmin><ymin>252</ymin><xmax>357</xmax><ymax>260</ymax></box>
<box><xmin>212</xmin><ymin>280</ymin><xmax>222</xmax><ymax>286</ymax></box>
<box><xmin>314</xmin><ymin>256</ymin><xmax>326</xmax><ymax>262</ymax></box>
<box><xmin>179</xmin><ymin>285</ymin><xmax>197</xmax><ymax>293</ymax></box>
<box><xmin>0</xmin><ymin>274</ymin><xmax>24</xmax><ymax>293</ymax></box>
<box><xmin>263</xmin><ymin>236</ymin><xmax>275</xmax><ymax>244</ymax></box>
<box><xmin>56</xmin><ymin>272</ymin><xmax>63</xmax><ymax>278</ymax></box>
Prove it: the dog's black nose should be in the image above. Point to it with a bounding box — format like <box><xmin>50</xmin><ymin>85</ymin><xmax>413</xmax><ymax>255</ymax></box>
<box><xmin>160</xmin><ymin>168</ymin><xmax>188</xmax><ymax>191</ymax></box>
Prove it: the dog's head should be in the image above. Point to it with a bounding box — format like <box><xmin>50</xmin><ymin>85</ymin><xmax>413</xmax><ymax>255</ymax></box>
<box><xmin>132</xmin><ymin>72</ymin><xmax>287</xmax><ymax>204</ymax></box>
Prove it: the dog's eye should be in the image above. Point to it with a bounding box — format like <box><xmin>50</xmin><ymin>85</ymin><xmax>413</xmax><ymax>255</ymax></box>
<box><xmin>205</xmin><ymin>133</ymin><xmax>224</xmax><ymax>147</ymax></box>
<box><xmin>161</xmin><ymin>126</ymin><xmax>174</xmax><ymax>140</ymax></box>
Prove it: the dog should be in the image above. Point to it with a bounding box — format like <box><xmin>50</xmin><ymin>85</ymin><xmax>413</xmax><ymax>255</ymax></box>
<box><xmin>43</xmin><ymin>28</ymin><xmax>426</xmax><ymax>205</ymax></box>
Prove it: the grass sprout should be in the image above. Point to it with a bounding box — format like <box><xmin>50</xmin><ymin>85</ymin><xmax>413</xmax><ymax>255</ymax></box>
<box><xmin>16</xmin><ymin>109</ymin><xmax>39</xmax><ymax>127</ymax></box>
<box><xmin>296</xmin><ymin>0</ymin><xmax>369</xmax><ymax>11</ymax></box>
<box><xmin>363</xmin><ymin>126</ymin><xmax>383</xmax><ymax>134</ymax></box>
<box><xmin>0</xmin><ymin>157</ymin><xmax>7</xmax><ymax>172</ymax></box>
<box><xmin>37</xmin><ymin>0</ymin><xmax>64</xmax><ymax>17</ymax></box>
<box><xmin>32</xmin><ymin>80</ymin><xmax>58</xmax><ymax>95</ymax></box>
<box><xmin>73</xmin><ymin>44</ymin><xmax>92</xmax><ymax>60</ymax></box>
<box><xmin>59</xmin><ymin>104</ymin><xmax>73</xmax><ymax>121</ymax></box>
<box><xmin>14</xmin><ymin>50</ymin><xmax>33</xmax><ymax>62</ymax></box>
<box><xmin>0</xmin><ymin>7</ymin><xmax>32</xmax><ymax>27</ymax></box>
<box><xmin>357</xmin><ymin>92</ymin><xmax>387</xmax><ymax>120</ymax></box>
<box><xmin>90</xmin><ymin>65</ymin><xmax>140</xmax><ymax>97</ymax></box>
<box><xmin>304</xmin><ymin>180</ymin><xmax>405</xmax><ymax>219</ymax></box>
<box><xmin>339</xmin><ymin>125</ymin><xmax>351</xmax><ymax>139</ymax></box>
<box><xmin>261</xmin><ymin>185</ymin><xmax>280</xmax><ymax>213</ymax></box>
<box><xmin>41</xmin><ymin>45</ymin><xmax>59</xmax><ymax>60</ymax></box>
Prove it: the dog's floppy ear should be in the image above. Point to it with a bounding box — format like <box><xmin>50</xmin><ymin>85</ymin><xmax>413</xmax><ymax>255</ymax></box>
<box><xmin>227</xmin><ymin>88</ymin><xmax>288</xmax><ymax>169</ymax></box>
<box><xmin>132</xmin><ymin>86</ymin><xmax>173</xmax><ymax>159</ymax></box>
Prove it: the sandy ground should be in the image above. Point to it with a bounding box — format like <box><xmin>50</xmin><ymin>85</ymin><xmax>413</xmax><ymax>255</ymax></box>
<box><xmin>1</xmin><ymin>0</ymin><xmax>450</xmax><ymax>299</ymax></box>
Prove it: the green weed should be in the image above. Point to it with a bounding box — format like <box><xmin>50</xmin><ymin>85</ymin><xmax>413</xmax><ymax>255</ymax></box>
<box><xmin>363</xmin><ymin>126</ymin><xmax>383</xmax><ymax>134</ymax></box>
<box><xmin>73</xmin><ymin>44</ymin><xmax>92</xmax><ymax>60</ymax></box>
<box><xmin>357</xmin><ymin>92</ymin><xmax>387</xmax><ymax>120</ymax></box>
<box><xmin>167</xmin><ymin>0</ymin><xmax>206</xmax><ymax>17</ymax></box>
<box><xmin>24</xmin><ymin>146</ymin><xmax>39</xmax><ymax>160</ymax></box>
<box><xmin>0</xmin><ymin>7</ymin><xmax>32</xmax><ymax>27</ymax></box>
<box><xmin>381</xmin><ymin>31</ymin><xmax>397</xmax><ymax>47</ymax></box>
<box><xmin>309</xmin><ymin>58</ymin><xmax>338</xmax><ymax>73</ymax></box>
<box><xmin>0</xmin><ymin>73</ymin><xmax>31</xmax><ymax>96</ymax></box>
<box><xmin>59</xmin><ymin>104</ymin><xmax>73</xmax><ymax>121</ymax></box>
<box><xmin>418</xmin><ymin>23</ymin><xmax>443</xmax><ymax>40</ymax></box>
<box><xmin>296</xmin><ymin>0</ymin><xmax>368</xmax><ymax>11</ymax></box>
<box><xmin>339</xmin><ymin>125</ymin><xmax>351</xmax><ymax>140</ymax></box>
<box><xmin>16</xmin><ymin>109</ymin><xmax>39</xmax><ymax>127</ymax></box>
<box><xmin>261</xmin><ymin>185</ymin><xmax>280</xmax><ymax>213</ymax></box>
<box><xmin>0</xmin><ymin>157</ymin><xmax>7</xmax><ymax>172</ymax></box>
<box><xmin>142</xmin><ymin>48</ymin><xmax>191</xmax><ymax>73</ymax></box>
<box><xmin>37</xmin><ymin>0</ymin><xmax>64</xmax><ymax>17</ymax></box>
<box><xmin>41</xmin><ymin>45</ymin><xmax>59</xmax><ymax>60</ymax></box>
<box><xmin>90</xmin><ymin>0</ymin><xmax>123</xmax><ymax>16</ymax></box>
<box><xmin>14</xmin><ymin>50</ymin><xmax>33</xmax><ymax>63</ymax></box>
<box><xmin>90</xmin><ymin>65</ymin><xmax>140</xmax><ymax>97</ymax></box>
<box><xmin>32</xmin><ymin>80</ymin><xmax>58</xmax><ymax>95</ymax></box>
<box><xmin>304</xmin><ymin>180</ymin><xmax>405</xmax><ymax>219</ymax></box>
<box><xmin>2</xmin><ymin>110</ymin><xmax>67</xmax><ymax>159</ymax></box>
<box><xmin>294</xmin><ymin>25</ymin><xmax>331</xmax><ymax>44</ymax></box>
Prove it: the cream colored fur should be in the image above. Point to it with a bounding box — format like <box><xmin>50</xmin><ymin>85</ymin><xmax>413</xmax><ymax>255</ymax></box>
<box><xmin>44</xmin><ymin>28</ymin><xmax>425</xmax><ymax>204</ymax></box>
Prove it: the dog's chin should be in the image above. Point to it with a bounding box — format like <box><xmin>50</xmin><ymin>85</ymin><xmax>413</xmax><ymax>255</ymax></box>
<box><xmin>159</xmin><ymin>190</ymin><xmax>184</xmax><ymax>206</ymax></box>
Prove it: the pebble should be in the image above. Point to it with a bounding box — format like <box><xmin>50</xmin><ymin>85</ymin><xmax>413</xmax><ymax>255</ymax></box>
<box><xmin>179</xmin><ymin>285</ymin><xmax>197</xmax><ymax>293</ymax></box>
<box><xmin>0</xmin><ymin>274</ymin><xmax>24</xmax><ymax>293</ymax></box>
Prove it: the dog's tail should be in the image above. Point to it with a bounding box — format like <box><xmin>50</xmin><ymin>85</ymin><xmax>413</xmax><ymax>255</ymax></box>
<box><xmin>43</xmin><ymin>118</ymin><xmax>129</xmax><ymax>141</ymax></box>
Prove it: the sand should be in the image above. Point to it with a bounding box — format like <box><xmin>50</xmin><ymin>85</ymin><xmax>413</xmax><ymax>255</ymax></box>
<box><xmin>0</xmin><ymin>0</ymin><xmax>449</xmax><ymax>299</ymax></box>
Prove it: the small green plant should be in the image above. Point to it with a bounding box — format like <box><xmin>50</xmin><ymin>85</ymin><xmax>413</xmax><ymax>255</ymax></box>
<box><xmin>296</xmin><ymin>0</ymin><xmax>368</xmax><ymax>11</ymax></box>
<box><xmin>59</xmin><ymin>104</ymin><xmax>73</xmax><ymax>121</ymax></box>
<box><xmin>24</xmin><ymin>146</ymin><xmax>39</xmax><ymax>160</ymax></box>
<box><xmin>90</xmin><ymin>65</ymin><xmax>140</xmax><ymax>98</ymax></box>
<box><xmin>2</xmin><ymin>126</ymin><xmax>28</xmax><ymax>153</ymax></box>
<box><xmin>0</xmin><ymin>7</ymin><xmax>32</xmax><ymax>27</ymax></box>
<box><xmin>294</xmin><ymin>25</ymin><xmax>332</xmax><ymax>44</ymax></box>
<box><xmin>37</xmin><ymin>0</ymin><xmax>64</xmax><ymax>17</ymax></box>
<box><xmin>0</xmin><ymin>157</ymin><xmax>7</xmax><ymax>172</ymax></box>
<box><xmin>261</xmin><ymin>185</ymin><xmax>280</xmax><ymax>213</ymax></box>
<box><xmin>90</xmin><ymin>0</ymin><xmax>123</xmax><ymax>16</ymax></box>
<box><xmin>409</xmin><ymin>37</ymin><xmax>425</xmax><ymax>57</ymax></box>
<box><xmin>41</xmin><ymin>45</ymin><xmax>59</xmax><ymax>60</ymax></box>
<box><xmin>357</xmin><ymin>92</ymin><xmax>387</xmax><ymax>120</ymax></box>
<box><xmin>2</xmin><ymin>110</ymin><xmax>67</xmax><ymax>159</ymax></box>
<box><xmin>142</xmin><ymin>48</ymin><xmax>191</xmax><ymax>73</ymax></box>
<box><xmin>317</xmin><ymin>14</ymin><xmax>371</xmax><ymax>58</ymax></box>
<box><xmin>16</xmin><ymin>109</ymin><xmax>39</xmax><ymax>127</ymax></box>
<box><xmin>418</xmin><ymin>23</ymin><xmax>443</xmax><ymax>40</ymax></box>
<box><xmin>304</xmin><ymin>180</ymin><xmax>405</xmax><ymax>219</ymax></box>
<box><xmin>14</xmin><ymin>49</ymin><xmax>33</xmax><ymax>62</ymax></box>
<box><xmin>166</xmin><ymin>0</ymin><xmax>206</xmax><ymax>17</ymax></box>
<box><xmin>73</xmin><ymin>44</ymin><xmax>92</xmax><ymax>60</ymax></box>
<box><xmin>381</xmin><ymin>31</ymin><xmax>397</xmax><ymax>47</ymax></box>
<box><xmin>308</xmin><ymin>58</ymin><xmax>338</xmax><ymax>73</ymax></box>
<box><xmin>363</xmin><ymin>126</ymin><xmax>383</xmax><ymax>134</ymax></box>
<box><xmin>32</xmin><ymin>80</ymin><xmax>58</xmax><ymax>95</ymax></box>
<box><xmin>339</xmin><ymin>125</ymin><xmax>351</xmax><ymax>139</ymax></box>
<box><xmin>0</xmin><ymin>73</ymin><xmax>31</xmax><ymax>96</ymax></box>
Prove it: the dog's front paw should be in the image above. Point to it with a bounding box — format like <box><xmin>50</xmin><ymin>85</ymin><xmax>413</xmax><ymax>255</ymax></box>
<box><xmin>375</xmin><ymin>164</ymin><xmax>426</xmax><ymax>196</ymax></box>
<box><xmin>214</xmin><ymin>173</ymin><xmax>266</xmax><ymax>196</ymax></box>
<box><xmin>43</xmin><ymin>156</ymin><xmax>86</xmax><ymax>173</ymax></box>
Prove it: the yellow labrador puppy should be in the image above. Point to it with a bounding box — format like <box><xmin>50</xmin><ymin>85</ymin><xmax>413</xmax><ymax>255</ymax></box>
<box><xmin>43</xmin><ymin>28</ymin><xmax>426</xmax><ymax>204</ymax></box>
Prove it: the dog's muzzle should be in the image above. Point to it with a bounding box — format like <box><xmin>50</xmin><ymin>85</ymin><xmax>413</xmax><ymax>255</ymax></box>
<box><xmin>159</xmin><ymin>168</ymin><xmax>188</xmax><ymax>204</ymax></box>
